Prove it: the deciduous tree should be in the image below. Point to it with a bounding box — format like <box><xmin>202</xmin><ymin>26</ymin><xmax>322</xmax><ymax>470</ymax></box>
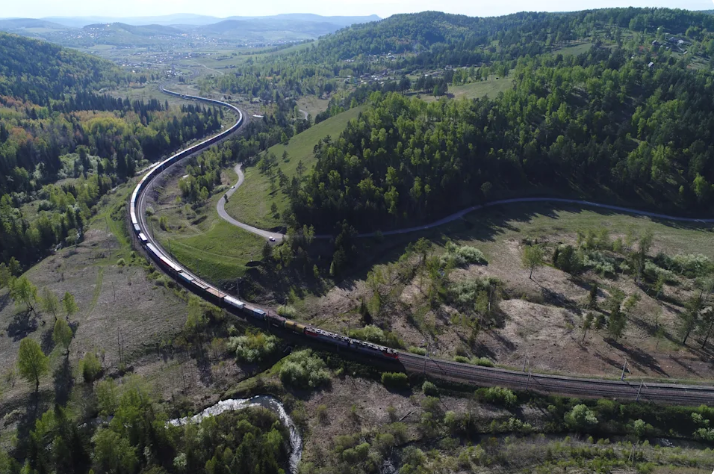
<box><xmin>17</xmin><ymin>338</ymin><xmax>49</xmax><ymax>392</ymax></box>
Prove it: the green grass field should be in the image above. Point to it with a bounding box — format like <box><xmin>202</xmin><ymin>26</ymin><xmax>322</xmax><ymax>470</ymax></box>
<box><xmin>153</xmin><ymin>167</ymin><xmax>265</xmax><ymax>283</ymax></box>
<box><xmin>224</xmin><ymin>105</ymin><xmax>365</xmax><ymax>229</ymax></box>
<box><xmin>423</xmin><ymin>76</ymin><xmax>514</xmax><ymax>102</ymax></box>
<box><xmin>555</xmin><ymin>42</ymin><xmax>595</xmax><ymax>56</ymax></box>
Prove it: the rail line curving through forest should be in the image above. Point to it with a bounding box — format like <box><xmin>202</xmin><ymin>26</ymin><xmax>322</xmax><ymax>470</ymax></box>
<box><xmin>132</xmin><ymin>87</ymin><xmax>714</xmax><ymax>406</ymax></box>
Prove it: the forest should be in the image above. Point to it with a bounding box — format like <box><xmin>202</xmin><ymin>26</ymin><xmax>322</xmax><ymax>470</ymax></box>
<box><xmin>0</xmin><ymin>32</ymin><xmax>130</xmax><ymax>106</ymax></box>
<box><xmin>286</xmin><ymin>17</ymin><xmax>714</xmax><ymax>233</ymax></box>
<box><xmin>0</xmin><ymin>376</ymin><xmax>289</xmax><ymax>474</ymax></box>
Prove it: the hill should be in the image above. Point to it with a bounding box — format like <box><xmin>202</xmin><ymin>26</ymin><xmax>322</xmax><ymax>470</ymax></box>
<box><xmin>0</xmin><ymin>31</ymin><xmax>119</xmax><ymax>104</ymax></box>
<box><xmin>0</xmin><ymin>13</ymin><xmax>381</xmax><ymax>47</ymax></box>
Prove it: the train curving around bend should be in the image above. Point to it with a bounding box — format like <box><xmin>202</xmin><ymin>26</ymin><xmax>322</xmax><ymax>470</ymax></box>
<box><xmin>130</xmin><ymin>88</ymin><xmax>399</xmax><ymax>361</ymax></box>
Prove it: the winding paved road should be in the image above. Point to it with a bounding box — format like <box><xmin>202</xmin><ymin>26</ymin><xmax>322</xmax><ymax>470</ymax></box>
<box><xmin>220</xmin><ymin>165</ymin><xmax>714</xmax><ymax>243</ymax></box>
<box><xmin>217</xmin><ymin>164</ymin><xmax>285</xmax><ymax>242</ymax></box>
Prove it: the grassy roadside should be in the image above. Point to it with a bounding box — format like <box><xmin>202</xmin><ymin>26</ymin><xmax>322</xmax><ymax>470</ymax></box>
<box><xmin>224</xmin><ymin>105</ymin><xmax>365</xmax><ymax>230</ymax></box>
<box><xmin>152</xmin><ymin>166</ymin><xmax>265</xmax><ymax>284</ymax></box>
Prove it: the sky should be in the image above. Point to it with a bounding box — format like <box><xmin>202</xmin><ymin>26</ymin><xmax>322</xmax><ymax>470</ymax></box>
<box><xmin>2</xmin><ymin>0</ymin><xmax>713</xmax><ymax>20</ymax></box>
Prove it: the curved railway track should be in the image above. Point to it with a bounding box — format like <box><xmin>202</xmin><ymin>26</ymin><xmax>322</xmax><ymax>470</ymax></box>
<box><xmin>132</xmin><ymin>87</ymin><xmax>714</xmax><ymax>405</ymax></box>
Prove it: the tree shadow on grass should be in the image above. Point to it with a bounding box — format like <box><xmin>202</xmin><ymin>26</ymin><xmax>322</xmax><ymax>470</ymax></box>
<box><xmin>41</xmin><ymin>327</ymin><xmax>56</xmax><ymax>354</ymax></box>
<box><xmin>604</xmin><ymin>337</ymin><xmax>669</xmax><ymax>378</ymax></box>
<box><xmin>7</xmin><ymin>311</ymin><xmax>38</xmax><ymax>341</ymax></box>
<box><xmin>53</xmin><ymin>356</ymin><xmax>74</xmax><ymax>406</ymax></box>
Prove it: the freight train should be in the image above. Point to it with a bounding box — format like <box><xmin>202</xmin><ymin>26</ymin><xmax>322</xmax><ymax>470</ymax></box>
<box><xmin>130</xmin><ymin>88</ymin><xmax>399</xmax><ymax>361</ymax></box>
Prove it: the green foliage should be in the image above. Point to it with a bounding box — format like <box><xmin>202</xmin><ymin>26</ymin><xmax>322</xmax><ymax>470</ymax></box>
<box><xmin>79</xmin><ymin>352</ymin><xmax>102</xmax><ymax>383</ymax></box>
<box><xmin>565</xmin><ymin>404</ymin><xmax>599</xmax><ymax>432</ymax></box>
<box><xmin>522</xmin><ymin>245</ymin><xmax>544</xmax><ymax>279</ymax></box>
<box><xmin>553</xmin><ymin>245</ymin><xmax>583</xmax><ymax>274</ymax></box>
<box><xmin>17</xmin><ymin>338</ymin><xmax>48</xmax><ymax>390</ymax></box>
<box><xmin>40</xmin><ymin>287</ymin><xmax>61</xmax><ymax>320</ymax></box>
<box><xmin>62</xmin><ymin>292</ymin><xmax>78</xmax><ymax>318</ymax></box>
<box><xmin>227</xmin><ymin>331</ymin><xmax>279</xmax><ymax>363</ymax></box>
<box><xmin>422</xmin><ymin>380</ymin><xmax>439</xmax><ymax>396</ymax></box>
<box><xmin>10</xmin><ymin>276</ymin><xmax>38</xmax><ymax>313</ymax></box>
<box><xmin>276</xmin><ymin>305</ymin><xmax>298</xmax><ymax>318</ymax></box>
<box><xmin>52</xmin><ymin>318</ymin><xmax>73</xmax><ymax>355</ymax></box>
<box><xmin>479</xmin><ymin>387</ymin><xmax>518</xmax><ymax>408</ymax></box>
<box><xmin>279</xmin><ymin>349</ymin><xmax>330</xmax><ymax>389</ymax></box>
<box><xmin>441</xmin><ymin>242</ymin><xmax>488</xmax><ymax>267</ymax></box>
<box><xmin>348</xmin><ymin>324</ymin><xmax>403</xmax><ymax>348</ymax></box>
<box><xmin>381</xmin><ymin>372</ymin><xmax>409</xmax><ymax>389</ymax></box>
<box><xmin>92</xmin><ymin>428</ymin><xmax>138</xmax><ymax>474</ymax></box>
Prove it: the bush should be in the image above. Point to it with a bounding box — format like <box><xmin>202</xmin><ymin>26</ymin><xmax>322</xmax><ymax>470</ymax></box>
<box><xmin>80</xmin><ymin>352</ymin><xmax>103</xmax><ymax>383</ymax></box>
<box><xmin>553</xmin><ymin>245</ymin><xmax>583</xmax><ymax>274</ymax></box>
<box><xmin>565</xmin><ymin>404</ymin><xmax>599</xmax><ymax>432</ymax></box>
<box><xmin>381</xmin><ymin>372</ymin><xmax>409</xmax><ymax>389</ymax></box>
<box><xmin>479</xmin><ymin>387</ymin><xmax>517</xmax><ymax>408</ymax></box>
<box><xmin>408</xmin><ymin>346</ymin><xmax>427</xmax><ymax>356</ymax></box>
<box><xmin>583</xmin><ymin>251</ymin><xmax>616</xmax><ymax>277</ymax></box>
<box><xmin>474</xmin><ymin>357</ymin><xmax>494</xmax><ymax>367</ymax></box>
<box><xmin>116</xmin><ymin>258</ymin><xmax>126</xmax><ymax>267</ymax></box>
<box><xmin>441</xmin><ymin>242</ymin><xmax>488</xmax><ymax>267</ymax></box>
<box><xmin>454</xmin><ymin>356</ymin><xmax>470</xmax><ymax>364</ymax></box>
<box><xmin>277</xmin><ymin>305</ymin><xmax>297</xmax><ymax>318</ymax></box>
<box><xmin>227</xmin><ymin>331</ymin><xmax>279</xmax><ymax>363</ymax></box>
<box><xmin>422</xmin><ymin>381</ymin><xmax>439</xmax><ymax>396</ymax></box>
<box><xmin>348</xmin><ymin>325</ymin><xmax>403</xmax><ymax>348</ymax></box>
<box><xmin>644</xmin><ymin>261</ymin><xmax>677</xmax><ymax>284</ymax></box>
<box><xmin>279</xmin><ymin>349</ymin><xmax>330</xmax><ymax>389</ymax></box>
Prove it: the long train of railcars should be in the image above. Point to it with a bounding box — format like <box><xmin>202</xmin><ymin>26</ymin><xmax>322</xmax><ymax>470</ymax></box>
<box><xmin>130</xmin><ymin>88</ymin><xmax>399</xmax><ymax>362</ymax></box>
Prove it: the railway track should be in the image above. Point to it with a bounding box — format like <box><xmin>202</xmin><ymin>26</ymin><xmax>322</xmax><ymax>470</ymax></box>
<box><xmin>133</xmin><ymin>86</ymin><xmax>714</xmax><ymax>406</ymax></box>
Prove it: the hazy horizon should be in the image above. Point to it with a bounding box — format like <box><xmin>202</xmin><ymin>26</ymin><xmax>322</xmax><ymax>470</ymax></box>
<box><xmin>2</xmin><ymin>0</ymin><xmax>713</xmax><ymax>22</ymax></box>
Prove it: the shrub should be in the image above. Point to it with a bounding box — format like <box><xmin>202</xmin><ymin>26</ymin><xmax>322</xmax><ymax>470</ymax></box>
<box><xmin>475</xmin><ymin>357</ymin><xmax>494</xmax><ymax>367</ymax></box>
<box><xmin>349</xmin><ymin>325</ymin><xmax>403</xmax><ymax>348</ymax></box>
<box><xmin>644</xmin><ymin>261</ymin><xmax>677</xmax><ymax>284</ymax></box>
<box><xmin>116</xmin><ymin>258</ymin><xmax>126</xmax><ymax>267</ymax></box>
<box><xmin>228</xmin><ymin>331</ymin><xmax>279</xmax><ymax>363</ymax></box>
<box><xmin>80</xmin><ymin>352</ymin><xmax>103</xmax><ymax>383</ymax></box>
<box><xmin>277</xmin><ymin>305</ymin><xmax>297</xmax><ymax>318</ymax></box>
<box><xmin>441</xmin><ymin>242</ymin><xmax>488</xmax><ymax>267</ymax></box>
<box><xmin>479</xmin><ymin>387</ymin><xmax>517</xmax><ymax>408</ymax></box>
<box><xmin>454</xmin><ymin>356</ymin><xmax>470</xmax><ymax>364</ymax></box>
<box><xmin>381</xmin><ymin>372</ymin><xmax>409</xmax><ymax>389</ymax></box>
<box><xmin>422</xmin><ymin>381</ymin><xmax>439</xmax><ymax>396</ymax></box>
<box><xmin>279</xmin><ymin>349</ymin><xmax>330</xmax><ymax>389</ymax></box>
<box><xmin>408</xmin><ymin>346</ymin><xmax>427</xmax><ymax>356</ymax></box>
<box><xmin>553</xmin><ymin>245</ymin><xmax>583</xmax><ymax>274</ymax></box>
<box><xmin>565</xmin><ymin>404</ymin><xmax>599</xmax><ymax>432</ymax></box>
<box><xmin>583</xmin><ymin>251</ymin><xmax>616</xmax><ymax>277</ymax></box>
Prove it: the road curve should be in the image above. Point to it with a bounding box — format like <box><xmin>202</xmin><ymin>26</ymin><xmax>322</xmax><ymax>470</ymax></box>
<box><xmin>217</xmin><ymin>164</ymin><xmax>285</xmax><ymax>242</ymax></box>
<box><xmin>145</xmin><ymin>89</ymin><xmax>714</xmax><ymax>404</ymax></box>
<box><xmin>220</xmin><ymin>167</ymin><xmax>714</xmax><ymax>242</ymax></box>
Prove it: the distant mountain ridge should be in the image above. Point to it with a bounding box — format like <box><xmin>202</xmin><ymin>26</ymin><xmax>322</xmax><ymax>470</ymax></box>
<box><xmin>0</xmin><ymin>13</ymin><xmax>381</xmax><ymax>47</ymax></box>
<box><xmin>35</xmin><ymin>13</ymin><xmax>379</xmax><ymax>28</ymax></box>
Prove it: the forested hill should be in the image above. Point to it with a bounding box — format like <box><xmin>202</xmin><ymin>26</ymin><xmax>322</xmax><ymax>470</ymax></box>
<box><xmin>310</xmin><ymin>8</ymin><xmax>714</xmax><ymax>61</ymax></box>
<box><xmin>0</xmin><ymin>32</ymin><xmax>121</xmax><ymax>105</ymax></box>
<box><xmin>283</xmin><ymin>8</ymin><xmax>714</xmax><ymax>236</ymax></box>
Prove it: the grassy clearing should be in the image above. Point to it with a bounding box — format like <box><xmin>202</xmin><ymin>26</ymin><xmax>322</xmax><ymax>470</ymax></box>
<box><xmin>224</xmin><ymin>105</ymin><xmax>365</xmax><ymax>229</ymax></box>
<box><xmin>555</xmin><ymin>42</ymin><xmax>595</xmax><ymax>56</ymax></box>
<box><xmin>422</xmin><ymin>76</ymin><xmax>514</xmax><ymax>103</ymax></box>
<box><xmin>296</xmin><ymin>95</ymin><xmax>331</xmax><ymax>118</ymax></box>
<box><xmin>153</xmin><ymin>166</ymin><xmax>264</xmax><ymax>284</ymax></box>
<box><xmin>156</xmin><ymin>220</ymin><xmax>264</xmax><ymax>283</ymax></box>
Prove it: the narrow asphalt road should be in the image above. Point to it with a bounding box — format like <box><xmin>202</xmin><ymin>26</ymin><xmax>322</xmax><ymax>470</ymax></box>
<box><xmin>217</xmin><ymin>164</ymin><xmax>285</xmax><ymax>242</ymax></box>
<box><xmin>220</xmin><ymin>165</ymin><xmax>714</xmax><ymax>242</ymax></box>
